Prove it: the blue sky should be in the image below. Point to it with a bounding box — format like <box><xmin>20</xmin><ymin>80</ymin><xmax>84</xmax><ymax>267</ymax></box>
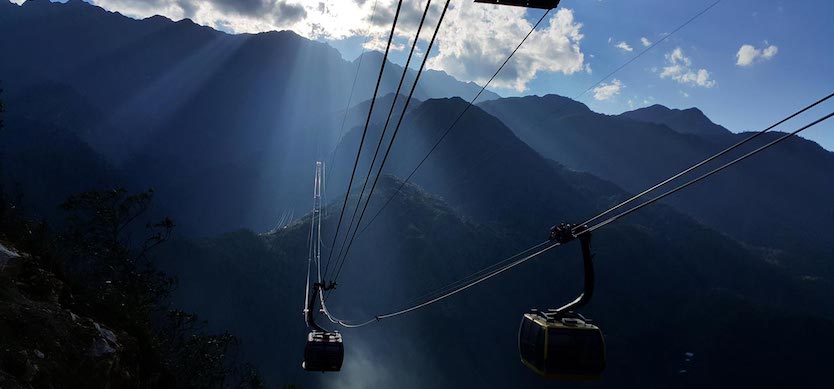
<box><xmin>27</xmin><ymin>0</ymin><xmax>834</xmax><ymax>150</ymax></box>
<box><xmin>531</xmin><ymin>0</ymin><xmax>834</xmax><ymax>150</ymax></box>
<box><xmin>328</xmin><ymin>0</ymin><xmax>834</xmax><ymax>150</ymax></box>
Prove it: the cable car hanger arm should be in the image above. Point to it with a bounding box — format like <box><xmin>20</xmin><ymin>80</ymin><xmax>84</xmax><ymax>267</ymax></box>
<box><xmin>546</xmin><ymin>224</ymin><xmax>594</xmax><ymax>315</ymax></box>
<box><xmin>306</xmin><ymin>282</ymin><xmax>337</xmax><ymax>332</ymax></box>
<box><xmin>474</xmin><ymin>0</ymin><xmax>561</xmax><ymax>10</ymax></box>
<box><xmin>549</xmin><ymin>223</ymin><xmax>594</xmax><ymax>316</ymax></box>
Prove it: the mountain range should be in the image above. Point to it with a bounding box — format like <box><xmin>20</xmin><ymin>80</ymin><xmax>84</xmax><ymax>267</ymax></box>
<box><xmin>480</xmin><ymin>95</ymin><xmax>834</xmax><ymax>262</ymax></box>
<box><xmin>1</xmin><ymin>1</ymin><xmax>833</xmax><ymax>388</ymax></box>
<box><xmin>0</xmin><ymin>0</ymin><xmax>497</xmax><ymax>234</ymax></box>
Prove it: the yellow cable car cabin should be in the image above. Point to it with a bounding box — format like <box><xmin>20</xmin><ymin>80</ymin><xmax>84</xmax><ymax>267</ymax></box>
<box><xmin>473</xmin><ymin>0</ymin><xmax>561</xmax><ymax>10</ymax></box>
<box><xmin>518</xmin><ymin>224</ymin><xmax>606</xmax><ymax>379</ymax></box>
<box><xmin>519</xmin><ymin>311</ymin><xmax>605</xmax><ymax>379</ymax></box>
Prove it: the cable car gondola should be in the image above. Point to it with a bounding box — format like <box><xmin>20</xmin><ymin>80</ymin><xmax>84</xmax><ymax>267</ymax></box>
<box><xmin>303</xmin><ymin>331</ymin><xmax>344</xmax><ymax>372</ymax></box>
<box><xmin>474</xmin><ymin>0</ymin><xmax>561</xmax><ymax>10</ymax></box>
<box><xmin>303</xmin><ymin>282</ymin><xmax>344</xmax><ymax>372</ymax></box>
<box><xmin>519</xmin><ymin>224</ymin><xmax>606</xmax><ymax>379</ymax></box>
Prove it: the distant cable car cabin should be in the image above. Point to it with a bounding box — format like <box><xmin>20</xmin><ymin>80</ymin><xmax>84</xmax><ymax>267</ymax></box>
<box><xmin>519</xmin><ymin>224</ymin><xmax>606</xmax><ymax>379</ymax></box>
<box><xmin>303</xmin><ymin>282</ymin><xmax>344</xmax><ymax>372</ymax></box>
<box><xmin>473</xmin><ymin>0</ymin><xmax>561</xmax><ymax>10</ymax></box>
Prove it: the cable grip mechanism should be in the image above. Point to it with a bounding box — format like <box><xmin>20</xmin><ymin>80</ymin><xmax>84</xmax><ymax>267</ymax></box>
<box><xmin>546</xmin><ymin>222</ymin><xmax>594</xmax><ymax>316</ymax></box>
<box><xmin>548</xmin><ymin>223</ymin><xmax>588</xmax><ymax>244</ymax></box>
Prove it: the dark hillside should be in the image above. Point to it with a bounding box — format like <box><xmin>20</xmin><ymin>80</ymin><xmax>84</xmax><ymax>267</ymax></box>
<box><xmin>0</xmin><ymin>0</ymin><xmax>495</xmax><ymax>235</ymax></box>
<box><xmin>480</xmin><ymin>95</ymin><xmax>834</xmax><ymax>264</ymax></box>
<box><xmin>0</xmin><ymin>114</ymin><xmax>122</xmax><ymax>220</ymax></box>
<box><xmin>329</xmin><ymin>97</ymin><xmax>591</xmax><ymax>236</ymax></box>
<box><xmin>155</xmin><ymin>173</ymin><xmax>834</xmax><ymax>388</ymax></box>
<box><xmin>0</xmin><ymin>190</ymin><xmax>262</xmax><ymax>387</ymax></box>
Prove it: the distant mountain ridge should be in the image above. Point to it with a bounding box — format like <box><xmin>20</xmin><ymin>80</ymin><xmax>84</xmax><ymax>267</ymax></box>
<box><xmin>621</xmin><ymin>104</ymin><xmax>733</xmax><ymax>137</ymax></box>
<box><xmin>0</xmin><ymin>0</ymin><xmax>497</xmax><ymax>105</ymax></box>
<box><xmin>480</xmin><ymin>95</ymin><xmax>834</xmax><ymax>262</ymax></box>
<box><xmin>350</xmin><ymin>51</ymin><xmax>501</xmax><ymax>103</ymax></box>
<box><xmin>0</xmin><ymin>0</ymin><xmax>498</xmax><ymax>234</ymax></box>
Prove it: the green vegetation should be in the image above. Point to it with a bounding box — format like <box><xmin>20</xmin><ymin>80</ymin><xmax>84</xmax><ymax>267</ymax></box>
<box><xmin>1</xmin><ymin>85</ymin><xmax>262</xmax><ymax>387</ymax></box>
<box><xmin>0</xmin><ymin>187</ymin><xmax>263</xmax><ymax>388</ymax></box>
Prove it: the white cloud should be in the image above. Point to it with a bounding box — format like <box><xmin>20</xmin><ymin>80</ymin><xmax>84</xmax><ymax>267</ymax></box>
<box><xmin>85</xmin><ymin>0</ymin><xmax>470</xmax><ymax>45</ymax></box>
<box><xmin>735</xmin><ymin>45</ymin><xmax>758</xmax><ymax>66</ymax></box>
<box><xmin>614</xmin><ymin>41</ymin><xmax>633</xmax><ymax>52</ymax></box>
<box><xmin>82</xmin><ymin>0</ymin><xmax>585</xmax><ymax>93</ymax></box>
<box><xmin>593</xmin><ymin>79</ymin><xmax>623</xmax><ymax>101</ymax></box>
<box><xmin>427</xmin><ymin>4</ymin><xmax>586</xmax><ymax>92</ymax></box>
<box><xmin>762</xmin><ymin>45</ymin><xmax>778</xmax><ymax>59</ymax></box>
<box><xmin>660</xmin><ymin>47</ymin><xmax>715</xmax><ymax>88</ymax></box>
<box><xmin>363</xmin><ymin>35</ymin><xmax>405</xmax><ymax>52</ymax></box>
<box><xmin>86</xmin><ymin>0</ymin><xmax>373</xmax><ymax>39</ymax></box>
<box><xmin>640</xmin><ymin>37</ymin><xmax>651</xmax><ymax>47</ymax></box>
<box><xmin>736</xmin><ymin>43</ymin><xmax>778</xmax><ymax>67</ymax></box>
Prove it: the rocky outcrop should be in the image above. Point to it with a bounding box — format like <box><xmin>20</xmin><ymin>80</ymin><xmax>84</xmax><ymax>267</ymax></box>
<box><xmin>0</xmin><ymin>247</ymin><xmax>137</xmax><ymax>388</ymax></box>
<box><xmin>0</xmin><ymin>242</ymin><xmax>20</xmax><ymax>269</ymax></box>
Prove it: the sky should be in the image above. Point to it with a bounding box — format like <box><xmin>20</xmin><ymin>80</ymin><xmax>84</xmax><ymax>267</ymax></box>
<box><xmin>15</xmin><ymin>0</ymin><xmax>834</xmax><ymax>150</ymax></box>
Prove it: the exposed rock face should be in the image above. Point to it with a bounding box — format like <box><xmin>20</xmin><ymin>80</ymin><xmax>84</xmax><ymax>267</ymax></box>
<box><xmin>0</xmin><ymin>242</ymin><xmax>20</xmax><ymax>268</ymax></box>
<box><xmin>0</xmin><ymin>249</ymin><xmax>135</xmax><ymax>388</ymax></box>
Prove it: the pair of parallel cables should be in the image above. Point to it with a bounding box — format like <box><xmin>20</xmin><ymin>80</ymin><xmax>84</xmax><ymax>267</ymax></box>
<box><xmin>322</xmin><ymin>91</ymin><xmax>834</xmax><ymax>328</ymax></box>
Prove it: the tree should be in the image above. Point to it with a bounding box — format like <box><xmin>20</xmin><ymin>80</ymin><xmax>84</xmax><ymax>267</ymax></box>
<box><xmin>161</xmin><ymin>310</ymin><xmax>264</xmax><ymax>388</ymax></box>
<box><xmin>61</xmin><ymin>188</ymin><xmax>175</xmax><ymax>327</ymax></box>
<box><xmin>59</xmin><ymin>188</ymin><xmax>263</xmax><ymax>387</ymax></box>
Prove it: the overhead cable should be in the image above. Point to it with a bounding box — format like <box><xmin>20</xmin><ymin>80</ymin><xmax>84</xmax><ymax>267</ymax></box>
<box><xmin>323</xmin><ymin>0</ymin><xmax>404</xmax><ymax>278</ymax></box>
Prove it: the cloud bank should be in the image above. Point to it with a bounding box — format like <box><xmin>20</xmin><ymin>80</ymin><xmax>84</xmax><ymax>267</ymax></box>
<box><xmin>79</xmin><ymin>0</ymin><xmax>586</xmax><ymax>92</ymax></box>
<box><xmin>427</xmin><ymin>3</ymin><xmax>586</xmax><ymax>92</ymax></box>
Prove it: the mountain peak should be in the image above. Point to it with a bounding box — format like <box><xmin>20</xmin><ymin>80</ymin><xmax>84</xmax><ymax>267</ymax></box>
<box><xmin>682</xmin><ymin>106</ymin><xmax>704</xmax><ymax>114</ymax></box>
<box><xmin>478</xmin><ymin>94</ymin><xmax>592</xmax><ymax>121</ymax></box>
<box><xmin>19</xmin><ymin>0</ymin><xmax>84</xmax><ymax>8</ymax></box>
<box><xmin>20</xmin><ymin>0</ymin><xmax>50</xmax><ymax>7</ymax></box>
<box><xmin>642</xmin><ymin>104</ymin><xmax>674</xmax><ymax>114</ymax></box>
<box><xmin>348</xmin><ymin>51</ymin><xmax>500</xmax><ymax>101</ymax></box>
<box><xmin>620</xmin><ymin>104</ymin><xmax>731</xmax><ymax>137</ymax></box>
<box><xmin>542</xmin><ymin>93</ymin><xmax>592</xmax><ymax>110</ymax></box>
<box><xmin>63</xmin><ymin>0</ymin><xmax>90</xmax><ymax>7</ymax></box>
<box><xmin>354</xmin><ymin>50</ymin><xmax>386</xmax><ymax>64</ymax></box>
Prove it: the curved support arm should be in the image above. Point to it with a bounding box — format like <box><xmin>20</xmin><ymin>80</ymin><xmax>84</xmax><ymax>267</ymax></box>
<box><xmin>306</xmin><ymin>283</ymin><xmax>327</xmax><ymax>332</ymax></box>
<box><xmin>554</xmin><ymin>227</ymin><xmax>594</xmax><ymax>314</ymax></box>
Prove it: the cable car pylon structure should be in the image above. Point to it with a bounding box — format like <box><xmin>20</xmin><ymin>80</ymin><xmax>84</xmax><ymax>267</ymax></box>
<box><xmin>302</xmin><ymin>161</ymin><xmax>344</xmax><ymax>372</ymax></box>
